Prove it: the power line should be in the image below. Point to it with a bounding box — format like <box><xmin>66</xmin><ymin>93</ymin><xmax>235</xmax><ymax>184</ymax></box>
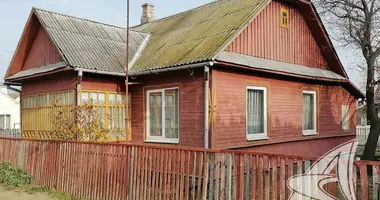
<box><xmin>68</xmin><ymin>0</ymin><xmax>89</xmax><ymax>14</ymax></box>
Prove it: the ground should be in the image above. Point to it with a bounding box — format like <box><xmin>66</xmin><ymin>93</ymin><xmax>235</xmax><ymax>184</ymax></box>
<box><xmin>0</xmin><ymin>187</ymin><xmax>53</xmax><ymax>200</ymax></box>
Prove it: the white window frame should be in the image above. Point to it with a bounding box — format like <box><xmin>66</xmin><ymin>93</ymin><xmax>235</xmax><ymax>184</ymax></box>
<box><xmin>0</xmin><ymin>115</ymin><xmax>11</xmax><ymax>130</ymax></box>
<box><xmin>246</xmin><ymin>86</ymin><xmax>268</xmax><ymax>141</ymax></box>
<box><xmin>302</xmin><ymin>90</ymin><xmax>317</xmax><ymax>136</ymax></box>
<box><xmin>342</xmin><ymin>105</ymin><xmax>350</xmax><ymax>131</ymax></box>
<box><xmin>146</xmin><ymin>87</ymin><xmax>179</xmax><ymax>144</ymax></box>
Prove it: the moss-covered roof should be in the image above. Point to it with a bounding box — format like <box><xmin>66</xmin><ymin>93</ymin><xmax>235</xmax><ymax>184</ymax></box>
<box><xmin>130</xmin><ymin>0</ymin><xmax>269</xmax><ymax>73</ymax></box>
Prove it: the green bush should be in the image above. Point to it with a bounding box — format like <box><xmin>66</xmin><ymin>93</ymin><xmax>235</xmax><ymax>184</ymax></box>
<box><xmin>0</xmin><ymin>162</ymin><xmax>33</xmax><ymax>188</ymax></box>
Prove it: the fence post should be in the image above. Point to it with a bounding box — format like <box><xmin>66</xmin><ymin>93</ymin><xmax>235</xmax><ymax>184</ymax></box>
<box><xmin>226</xmin><ymin>153</ymin><xmax>232</xmax><ymax>200</ymax></box>
<box><xmin>128</xmin><ymin>146</ymin><xmax>135</xmax><ymax>200</ymax></box>
<box><xmin>17</xmin><ymin>140</ymin><xmax>24</xmax><ymax>169</ymax></box>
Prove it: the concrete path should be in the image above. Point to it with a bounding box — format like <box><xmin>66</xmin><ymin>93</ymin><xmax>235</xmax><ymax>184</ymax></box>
<box><xmin>0</xmin><ymin>187</ymin><xmax>53</xmax><ymax>200</ymax></box>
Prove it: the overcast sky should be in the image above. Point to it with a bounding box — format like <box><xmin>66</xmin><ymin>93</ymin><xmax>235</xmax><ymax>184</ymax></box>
<box><xmin>0</xmin><ymin>0</ymin><xmax>361</xmax><ymax>87</ymax></box>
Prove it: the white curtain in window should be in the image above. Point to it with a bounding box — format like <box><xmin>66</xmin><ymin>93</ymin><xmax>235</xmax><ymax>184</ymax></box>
<box><xmin>247</xmin><ymin>89</ymin><xmax>264</xmax><ymax>134</ymax></box>
<box><xmin>165</xmin><ymin>89</ymin><xmax>179</xmax><ymax>139</ymax></box>
<box><xmin>149</xmin><ymin>94</ymin><xmax>162</xmax><ymax>136</ymax></box>
<box><xmin>303</xmin><ymin>94</ymin><xmax>314</xmax><ymax>130</ymax></box>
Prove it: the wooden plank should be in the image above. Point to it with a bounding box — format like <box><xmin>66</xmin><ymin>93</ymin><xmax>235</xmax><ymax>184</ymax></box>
<box><xmin>226</xmin><ymin>153</ymin><xmax>232</xmax><ymax>200</ymax></box>
<box><xmin>180</xmin><ymin>150</ymin><xmax>185</xmax><ymax>200</ymax></box>
<box><xmin>185</xmin><ymin>151</ymin><xmax>191</xmax><ymax>200</ymax></box>
<box><xmin>209</xmin><ymin>153</ymin><xmax>215</xmax><ymax>200</ymax></box>
<box><xmin>192</xmin><ymin>152</ymin><xmax>197</xmax><ymax>200</ymax></box>
<box><xmin>202</xmin><ymin>153</ymin><xmax>210</xmax><ymax>200</ymax></box>
<box><xmin>373</xmin><ymin>166</ymin><xmax>380</xmax><ymax>200</ymax></box>
<box><xmin>251</xmin><ymin>155</ymin><xmax>257</xmax><ymax>200</ymax></box>
<box><xmin>272</xmin><ymin>157</ymin><xmax>278</xmax><ymax>200</ymax></box>
<box><xmin>196</xmin><ymin>152</ymin><xmax>204</xmax><ymax>200</ymax></box>
<box><xmin>279</xmin><ymin>158</ymin><xmax>286</xmax><ymax>200</ymax></box>
<box><xmin>265</xmin><ymin>156</ymin><xmax>270</xmax><ymax>200</ymax></box>
<box><xmin>287</xmin><ymin>158</ymin><xmax>293</xmax><ymax>200</ymax></box>
<box><xmin>220</xmin><ymin>154</ymin><xmax>226</xmax><ymax>200</ymax></box>
<box><xmin>258</xmin><ymin>156</ymin><xmax>264</xmax><ymax>200</ymax></box>
<box><xmin>215</xmin><ymin>153</ymin><xmax>221</xmax><ymax>200</ymax></box>
<box><xmin>359</xmin><ymin>164</ymin><xmax>368</xmax><ymax>200</ymax></box>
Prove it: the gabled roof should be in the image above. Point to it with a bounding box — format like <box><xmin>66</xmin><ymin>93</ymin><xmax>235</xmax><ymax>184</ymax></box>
<box><xmin>130</xmin><ymin>0</ymin><xmax>270</xmax><ymax>73</ymax></box>
<box><xmin>34</xmin><ymin>8</ymin><xmax>150</xmax><ymax>74</ymax></box>
<box><xmin>5</xmin><ymin>8</ymin><xmax>150</xmax><ymax>80</ymax></box>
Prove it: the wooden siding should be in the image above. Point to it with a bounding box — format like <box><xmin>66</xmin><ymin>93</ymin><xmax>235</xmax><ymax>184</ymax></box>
<box><xmin>226</xmin><ymin>0</ymin><xmax>328</xmax><ymax>70</ymax></box>
<box><xmin>239</xmin><ymin>135</ymin><xmax>354</xmax><ymax>158</ymax></box>
<box><xmin>129</xmin><ymin>69</ymin><xmax>205</xmax><ymax>148</ymax></box>
<box><xmin>21</xmin><ymin>71</ymin><xmax>77</xmax><ymax>96</ymax></box>
<box><xmin>22</xmin><ymin>26</ymin><xmax>62</xmax><ymax>71</ymax></box>
<box><xmin>212</xmin><ymin>67</ymin><xmax>356</xmax><ymax>150</ymax></box>
<box><xmin>81</xmin><ymin>75</ymin><xmax>126</xmax><ymax>92</ymax></box>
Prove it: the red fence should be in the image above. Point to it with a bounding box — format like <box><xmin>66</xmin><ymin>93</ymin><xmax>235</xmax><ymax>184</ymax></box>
<box><xmin>0</xmin><ymin>138</ymin><xmax>378</xmax><ymax>200</ymax></box>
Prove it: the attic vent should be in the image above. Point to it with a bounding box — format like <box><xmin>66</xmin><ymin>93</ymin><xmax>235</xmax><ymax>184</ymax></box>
<box><xmin>280</xmin><ymin>8</ymin><xmax>289</xmax><ymax>29</ymax></box>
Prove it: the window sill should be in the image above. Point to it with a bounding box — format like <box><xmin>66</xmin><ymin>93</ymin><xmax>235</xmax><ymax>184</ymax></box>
<box><xmin>302</xmin><ymin>132</ymin><xmax>318</xmax><ymax>136</ymax></box>
<box><xmin>145</xmin><ymin>138</ymin><xmax>179</xmax><ymax>144</ymax></box>
<box><xmin>246</xmin><ymin>136</ymin><xmax>269</xmax><ymax>141</ymax></box>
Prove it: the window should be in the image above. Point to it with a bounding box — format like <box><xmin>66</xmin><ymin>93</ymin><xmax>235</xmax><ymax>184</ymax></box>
<box><xmin>146</xmin><ymin>88</ymin><xmax>179</xmax><ymax>143</ymax></box>
<box><xmin>38</xmin><ymin>94</ymin><xmax>54</xmax><ymax>107</ymax></box>
<box><xmin>280</xmin><ymin>8</ymin><xmax>289</xmax><ymax>29</ymax></box>
<box><xmin>80</xmin><ymin>91</ymin><xmax>131</xmax><ymax>137</ymax></box>
<box><xmin>55</xmin><ymin>91</ymin><xmax>73</xmax><ymax>105</ymax></box>
<box><xmin>0</xmin><ymin>115</ymin><xmax>10</xmax><ymax>129</ymax></box>
<box><xmin>246</xmin><ymin>86</ymin><xmax>268</xmax><ymax>140</ymax></box>
<box><xmin>81</xmin><ymin>91</ymin><xmax>106</xmax><ymax>125</ymax></box>
<box><xmin>22</xmin><ymin>96</ymin><xmax>36</xmax><ymax>109</ymax></box>
<box><xmin>342</xmin><ymin>105</ymin><xmax>350</xmax><ymax>131</ymax></box>
<box><xmin>109</xmin><ymin>93</ymin><xmax>127</xmax><ymax>131</ymax></box>
<box><xmin>302</xmin><ymin>91</ymin><xmax>317</xmax><ymax>135</ymax></box>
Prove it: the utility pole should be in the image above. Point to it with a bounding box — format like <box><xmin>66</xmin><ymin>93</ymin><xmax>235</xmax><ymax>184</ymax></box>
<box><xmin>126</xmin><ymin>0</ymin><xmax>130</xmax><ymax>141</ymax></box>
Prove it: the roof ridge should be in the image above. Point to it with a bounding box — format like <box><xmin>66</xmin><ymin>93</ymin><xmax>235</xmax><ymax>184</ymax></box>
<box><xmin>131</xmin><ymin>0</ymin><xmax>236</xmax><ymax>29</ymax></box>
<box><xmin>33</xmin><ymin>7</ymin><xmax>127</xmax><ymax>31</ymax></box>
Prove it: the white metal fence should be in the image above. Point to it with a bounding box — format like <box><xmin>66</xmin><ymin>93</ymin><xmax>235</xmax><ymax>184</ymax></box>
<box><xmin>0</xmin><ymin>129</ymin><xmax>21</xmax><ymax>138</ymax></box>
<box><xmin>356</xmin><ymin>125</ymin><xmax>372</xmax><ymax>145</ymax></box>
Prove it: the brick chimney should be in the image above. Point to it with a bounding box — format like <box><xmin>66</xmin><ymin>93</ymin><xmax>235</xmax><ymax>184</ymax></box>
<box><xmin>141</xmin><ymin>3</ymin><xmax>155</xmax><ymax>24</ymax></box>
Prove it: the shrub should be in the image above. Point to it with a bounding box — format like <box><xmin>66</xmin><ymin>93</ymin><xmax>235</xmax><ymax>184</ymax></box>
<box><xmin>0</xmin><ymin>163</ymin><xmax>33</xmax><ymax>188</ymax></box>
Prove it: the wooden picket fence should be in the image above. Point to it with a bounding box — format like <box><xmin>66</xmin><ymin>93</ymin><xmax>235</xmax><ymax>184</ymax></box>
<box><xmin>0</xmin><ymin>137</ymin><xmax>379</xmax><ymax>200</ymax></box>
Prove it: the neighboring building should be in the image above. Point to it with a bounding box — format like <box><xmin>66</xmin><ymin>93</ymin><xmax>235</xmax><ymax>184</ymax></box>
<box><xmin>357</xmin><ymin>86</ymin><xmax>380</xmax><ymax>125</ymax></box>
<box><xmin>4</xmin><ymin>0</ymin><xmax>364</xmax><ymax>157</ymax></box>
<box><xmin>0</xmin><ymin>84</ymin><xmax>20</xmax><ymax>130</ymax></box>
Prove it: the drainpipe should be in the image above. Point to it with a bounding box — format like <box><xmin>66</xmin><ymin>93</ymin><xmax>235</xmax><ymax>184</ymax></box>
<box><xmin>204</xmin><ymin>65</ymin><xmax>210</xmax><ymax>149</ymax></box>
<box><xmin>77</xmin><ymin>70</ymin><xmax>83</xmax><ymax>106</ymax></box>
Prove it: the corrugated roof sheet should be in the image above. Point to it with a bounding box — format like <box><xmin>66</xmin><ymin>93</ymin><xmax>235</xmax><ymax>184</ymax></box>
<box><xmin>34</xmin><ymin>8</ymin><xmax>150</xmax><ymax>74</ymax></box>
<box><xmin>130</xmin><ymin>0</ymin><xmax>270</xmax><ymax>73</ymax></box>
<box><xmin>7</xmin><ymin>62</ymin><xmax>67</xmax><ymax>80</ymax></box>
<box><xmin>217</xmin><ymin>51</ymin><xmax>347</xmax><ymax>80</ymax></box>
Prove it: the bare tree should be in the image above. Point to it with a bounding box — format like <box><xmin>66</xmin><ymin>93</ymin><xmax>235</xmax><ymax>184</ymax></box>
<box><xmin>315</xmin><ymin>0</ymin><xmax>380</xmax><ymax>160</ymax></box>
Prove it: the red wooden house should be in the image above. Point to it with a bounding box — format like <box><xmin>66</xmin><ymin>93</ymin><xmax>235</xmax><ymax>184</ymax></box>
<box><xmin>4</xmin><ymin>0</ymin><xmax>363</xmax><ymax>157</ymax></box>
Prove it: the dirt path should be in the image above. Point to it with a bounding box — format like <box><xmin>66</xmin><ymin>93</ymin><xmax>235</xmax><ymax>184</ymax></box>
<box><xmin>0</xmin><ymin>187</ymin><xmax>53</xmax><ymax>200</ymax></box>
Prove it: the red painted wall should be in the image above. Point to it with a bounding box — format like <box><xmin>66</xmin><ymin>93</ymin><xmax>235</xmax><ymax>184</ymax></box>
<box><xmin>226</xmin><ymin>0</ymin><xmax>328</xmax><ymax>70</ymax></box>
<box><xmin>129</xmin><ymin>69</ymin><xmax>205</xmax><ymax>148</ymax></box>
<box><xmin>211</xmin><ymin>67</ymin><xmax>356</xmax><ymax>150</ymax></box>
<box><xmin>238</xmin><ymin>135</ymin><xmax>354</xmax><ymax>158</ymax></box>
<box><xmin>22</xmin><ymin>26</ymin><xmax>62</xmax><ymax>71</ymax></box>
<box><xmin>81</xmin><ymin>74</ymin><xmax>125</xmax><ymax>92</ymax></box>
<box><xmin>21</xmin><ymin>71</ymin><xmax>76</xmax><ymax>96</ymax></box>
